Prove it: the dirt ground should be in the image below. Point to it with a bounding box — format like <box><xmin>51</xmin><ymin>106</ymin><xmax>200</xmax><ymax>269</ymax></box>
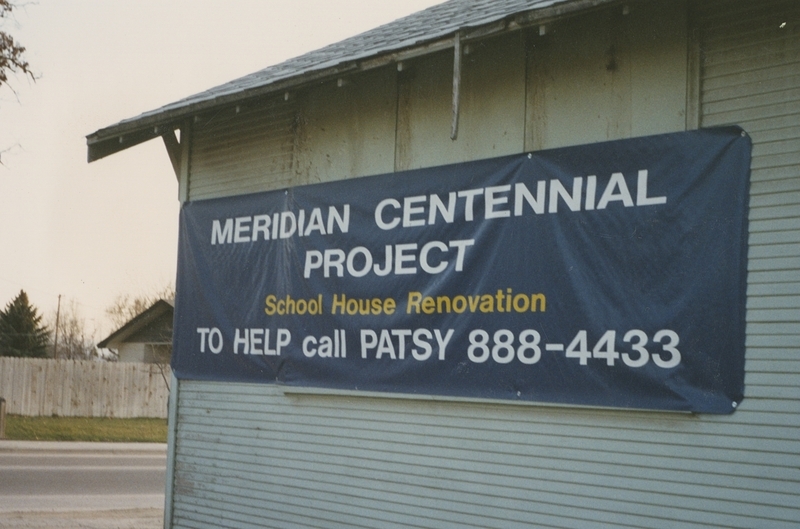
<box><xmin>0</xmin><ymin>509</ymin><xmax>163</xmax><ymax>529</ymax></box>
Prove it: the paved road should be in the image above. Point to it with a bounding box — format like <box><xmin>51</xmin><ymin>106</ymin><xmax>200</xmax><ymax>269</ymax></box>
<box><xmin>0</xmin><ymin>441</ymin><xmax>166</xmax><ymax>528</ymax></box>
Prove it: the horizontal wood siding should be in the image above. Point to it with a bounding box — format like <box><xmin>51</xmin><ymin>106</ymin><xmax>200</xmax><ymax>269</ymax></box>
<box><xmin>0</xmin><ymin>357</ymin><xmax>170</xmax><ymax>418</ymax></box>
<box><xmin>172</xmin><ymin>381</ymin><xmax>799</xmax><ymax>529</ymax></box>
<box><xmin>189</xmin><ymin>97</ymin><xmax>298</xmax><ymax>200</ymax></box>
<box><xmin>169</xmin><ymin>2</ymin><xmax>800</xmax><ymax>527</ymax></box>
<box><xmin>698</xmin><ymin>0</ymin><xmax>800</xmax><ymax>462</ymax></box>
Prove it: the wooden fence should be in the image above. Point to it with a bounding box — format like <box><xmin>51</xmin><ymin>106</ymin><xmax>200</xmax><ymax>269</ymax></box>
<box><xmin>0</xmin><ymin>357</ymin><xmax>171</xmax><ymax>418</ymax></box>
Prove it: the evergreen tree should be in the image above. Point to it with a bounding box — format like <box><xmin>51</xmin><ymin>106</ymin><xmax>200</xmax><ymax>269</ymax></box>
<box><xmin>0</xmin><ymin>290</ymin><xmax>50</xmax><ymax>357</ymax></box>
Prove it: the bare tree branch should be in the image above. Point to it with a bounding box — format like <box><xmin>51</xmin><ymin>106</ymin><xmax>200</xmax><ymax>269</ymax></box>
<box><xmin>105</xmin><ymin>284</ymin><xmax>175</xmax><ymax>329</ymax></box>
<box><xmin>0</xmin><ymin>1</ymin><xmax>35</xmax><ymax>92</ymax></box>
<box><xmin>48</xmin><ymin>298</ymin><xmax>96</xmax><ymax>360</ymax></box>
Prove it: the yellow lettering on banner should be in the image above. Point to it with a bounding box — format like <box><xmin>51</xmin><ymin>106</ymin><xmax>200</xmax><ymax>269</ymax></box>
<box><xmin>265</xmin><ymin>294</ymin><xmax>323</xmax><ymax>316</ymax></box>
<box><xmin>479</xmin><ymin>294</ymin><xmax>494</xmax><ymax>313</ymax></box>
<box><xmin>406</xmin><ymin>290</ymin><xmax>546</xmax><ymax>314</ymax></box>
<box><xmin>331</xmin><ymin>294</ymin><xmax>396</xmax><ymax>315</ymax></box>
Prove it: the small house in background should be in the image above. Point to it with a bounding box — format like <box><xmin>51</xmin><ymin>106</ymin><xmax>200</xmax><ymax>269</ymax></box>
<box><xmin>97</xmin><ymin>299</ymin><xmax>173</xmax><ymax>363</ymax></box>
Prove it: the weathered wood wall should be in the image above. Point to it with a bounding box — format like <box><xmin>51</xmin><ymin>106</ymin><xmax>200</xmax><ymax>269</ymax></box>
<box><xmin>167</xmin><ymin>2</ymin><xmax>800</xmax><ymax>528</ymax></box>
<box><xmin>0</xmin><ymin>357</ymin><xmax>170</xmax><ymax>418</ymax></box>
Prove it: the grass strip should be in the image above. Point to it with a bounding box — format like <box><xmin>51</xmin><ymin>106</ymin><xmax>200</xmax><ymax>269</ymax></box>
<box><xmin>4</xmin><ymin>415</ymin><xmax>167</xmax><ymax>442</ymax></box>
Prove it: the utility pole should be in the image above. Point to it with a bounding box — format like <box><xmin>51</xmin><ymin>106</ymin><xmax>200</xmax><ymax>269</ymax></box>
<box><xmin>52</xmin><ymin>294</ymin><xmax>61</xmax><ymax>359</ymax></box>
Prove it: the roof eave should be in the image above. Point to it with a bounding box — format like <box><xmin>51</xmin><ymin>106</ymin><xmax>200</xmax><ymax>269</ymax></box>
<box><xmin>97</xmin><ymin>299</ymin><xmax>174</xmax><ymax>349</ymax></box>
<box><xmin>86</xmin><ymin>0</ymin><xmax>617</xmax><ymax>163</ymax></box>
<box><xmin>85</xmin><ymin>59</ymin><xmax>364</xmax><ymax>163</ymax></box>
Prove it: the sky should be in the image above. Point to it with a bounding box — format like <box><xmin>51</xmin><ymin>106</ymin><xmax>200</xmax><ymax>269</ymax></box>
<box><xmin>0</xmin><ymin>0</ymin><xmax>442</xmax><ymax>339</ymax></box>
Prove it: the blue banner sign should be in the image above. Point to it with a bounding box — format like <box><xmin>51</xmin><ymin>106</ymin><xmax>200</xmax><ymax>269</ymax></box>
<box><xmin>173</xmin><ymin>127</ymin><xmax>750</xmax><ymax>413</ymax></box>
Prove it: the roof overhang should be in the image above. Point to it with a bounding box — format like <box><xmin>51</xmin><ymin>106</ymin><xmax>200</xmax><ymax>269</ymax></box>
<box><xmin>97</xmin><ymin>299</ymin><xmax>174</xmax><ymax>349</ymax></box>
<box><xmin>86</xmin><ymin>0</ymin><xmax>618</xmax><ymax>163</ymax></box>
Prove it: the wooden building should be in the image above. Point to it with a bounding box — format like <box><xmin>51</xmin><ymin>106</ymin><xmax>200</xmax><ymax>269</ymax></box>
<box><xmin>97</xmin><ymin>299</ymin><xmax>173</xmax><ymax>363</ymax></box>
<box><xmin>88</xmin><ymin>1</ymin><xmax>799</xmax><ymax>527</ymax></box>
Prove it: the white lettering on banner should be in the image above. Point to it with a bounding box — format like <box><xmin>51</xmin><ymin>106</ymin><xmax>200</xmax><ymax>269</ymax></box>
<box><xmin>197</xmin><ymin>325</ymin><xmax>681</xmax><ymax>369</ymax></box>
<box><xmin>210</xmin><ymin>170</ymin><xmax>666</xmax><ymax>246</ymax></box>
<box><xmin>360</xmin><ymin>328</ymin><xmax>454</xmax><ymax>360</ymax></box>
<box><xmin>209</xmin><ymin>167</ymin><xmax>668</xmax><ymax>292</ymax></box>
<box><xmin>636</xmin><ymin>170</ymin><xmax>667</xmax><ymax>206</ymax></box>
<box><xmin>376</xmin><ymin>169</ymin><xmax>666</xmax><ymax>230</ymax></box>
<box><xmin>232</xmin><ymin>328</ymin><xmax>291</xmax><ymax>355</ymax></box>
<box><xmin>465</xmin><ymin>328</ymin><xmax>681</xmax><ymax>368</ymax></box>
<box><xmin>303</xmin><ymin>240</ymin><xmax>474</xmax><ymax>279</ymax></box>
<box><xmin>302</xmin><ymin>330</ymin><xmax>347</xmax><ymax>358</ymax></box>
<box><xmin>211</xmin><ymin>205</ymin><xmax>350</xmax><ymax>244</ymax></box>
<box><xmin>196</xmin><ymin>327</ymin><xmax>223</xmax><ymax>354</ymax></box>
